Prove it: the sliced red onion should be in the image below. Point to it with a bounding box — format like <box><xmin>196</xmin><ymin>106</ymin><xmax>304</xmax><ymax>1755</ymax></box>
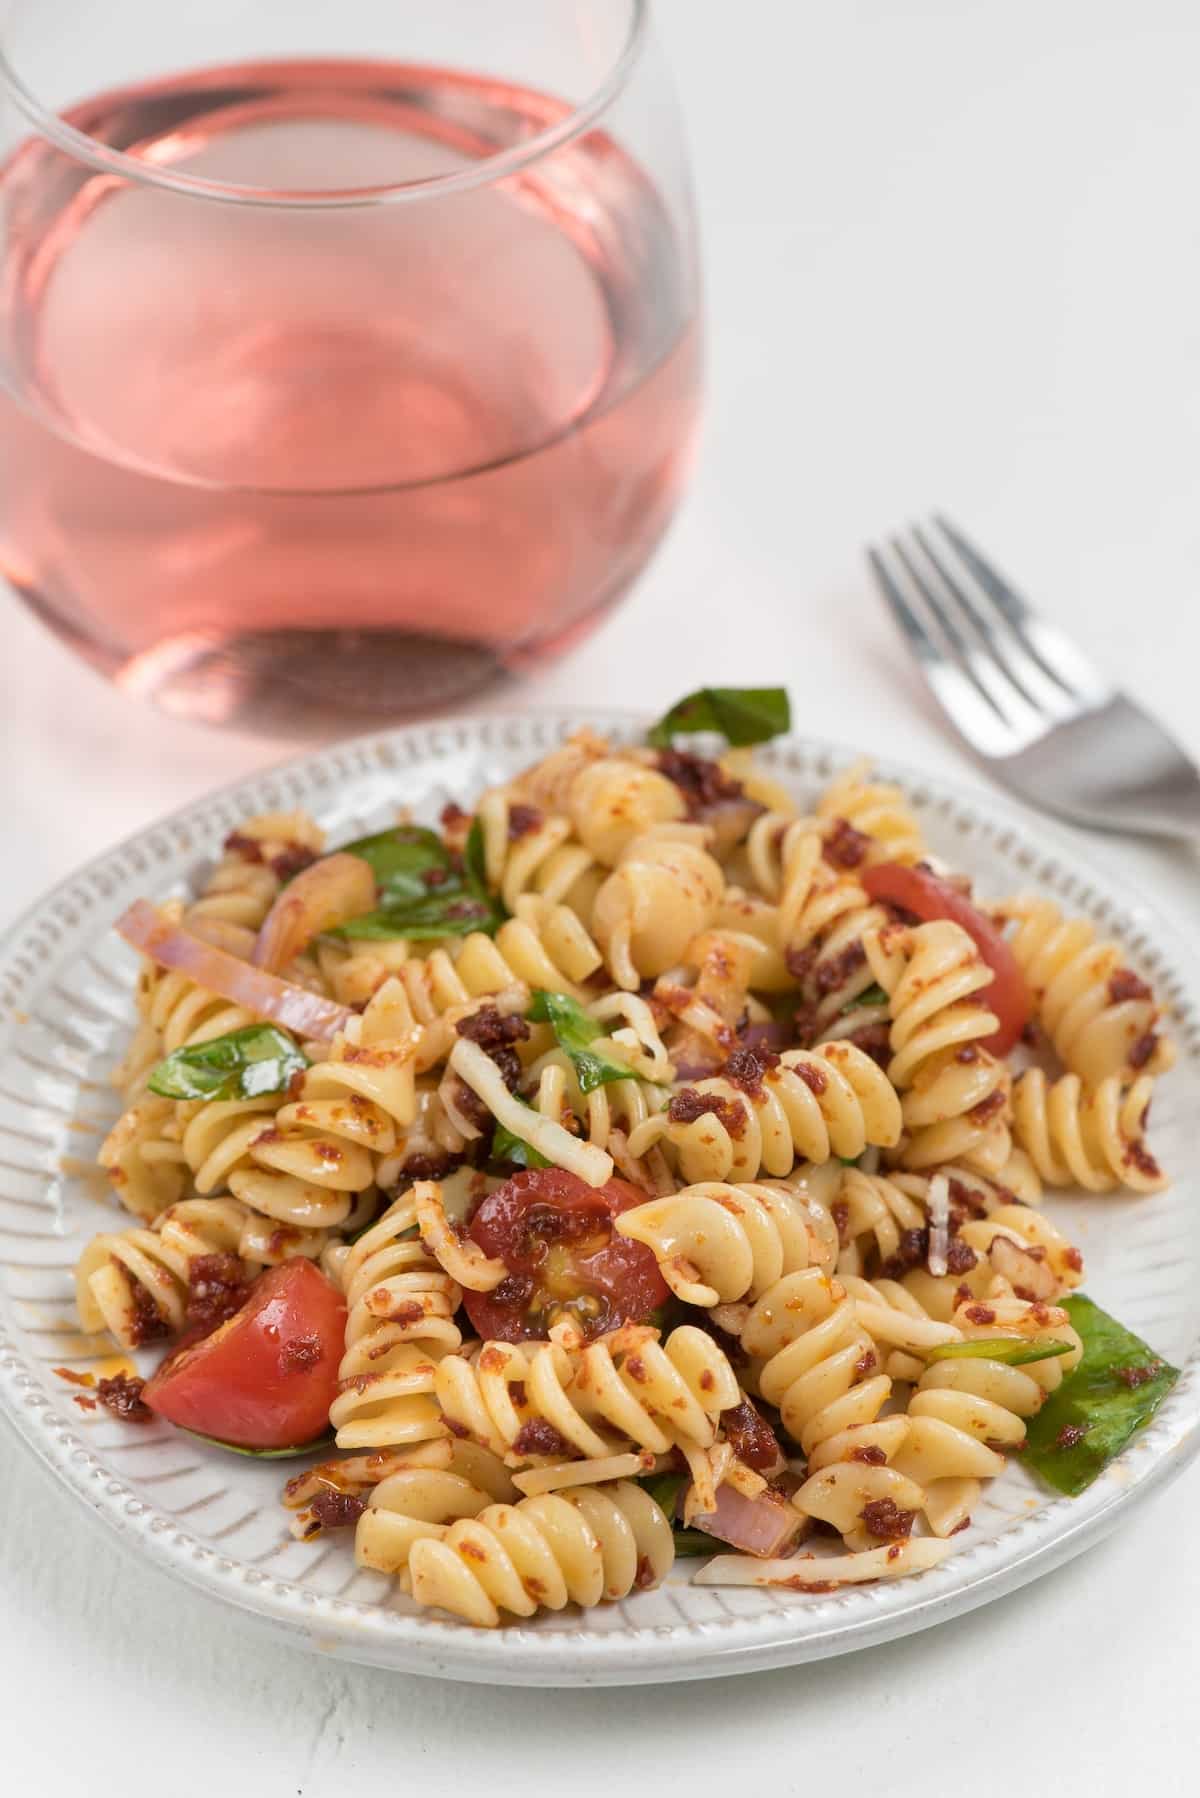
<box><xmin>117</xmin><ymin>900</ymin><xmax>354</xmax><ymax>1042</ymax></box>
<box><xmin>252</xmin><ymin>852</ymin><xmax>376</xmax><ymax>973</ymax></box>
<box><xmin>691</xmin><ymin>1483</ymin><xmax>804</xmax><ymax>1559</ymax></box>
<box><xmin>184</xmin><ymin>915</ymin><xmax>258</xmax><ymax>960</ymax></box>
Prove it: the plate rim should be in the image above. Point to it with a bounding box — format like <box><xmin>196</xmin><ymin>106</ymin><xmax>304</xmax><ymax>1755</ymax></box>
<box><xmin>2</xmin><ymin>706</ymin><xmax>1198</xmax><ymax>1686</ymax></box>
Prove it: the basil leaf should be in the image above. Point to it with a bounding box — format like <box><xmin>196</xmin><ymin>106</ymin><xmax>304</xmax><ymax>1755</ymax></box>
<box><xmin>647</xmin><ymin>687</ymin><xmax>791</xmax><ymax>749</ymax></box>
<box><xmin>147</xmin><ymin>1024</ymin><xmax>308</xmax><ymax>1103</ymax></box>
<box><xmin>1023</xmin><ymin>1295</ymin><xmax>1179</xmax><ymax>1497</ymax></box>
<box><xmin>181</xmin><ymin>1428</ymin><xmax>336</xmax><ymax>1459</ymax></box>
<box><xmin>490</xmin><ymin>1122</ymin><xmax>550</xmax><ymax>1171</ymax></box>
<box><xmin>334</xmin><ymin>818</ymin><xmax>506</xmax><ymax>942</ymax></box>
<box><xmin>672</xmin><ymin>1528</ymin><xmax>722</xmax><ymax>1557</ymax></box>
<box><xmin>641</xmin><ymin>1471</ymin><xmax>685</xmax><ymax>1519</ymax></box>
<box><xmin>926</xmin><ymin>1337</ymin><xmax>1074</xmax><ymax>1368</ymax></box>
<box><xmin>464</xmin><ymin>815</ymin><xmax>489</xmax><ymax>892</ymax></box>
<box><xmin>338</xmin><ymin>825</ymin><xmax>454</xmax><ymax>905</ymax></box>
<box><xmin>847</xmin><ymin>983</ymin><xmax>889</xmax><ymax>1011</ymax></box>
<box><xmin>528</xmin><ymin>989</ymin><xmax>633</xmax><ymax>1094</ymax></box>
<box><xmin>338</xmin><ymin>891</ymin><xmax>504</xmax><ymax>941</ymax></box>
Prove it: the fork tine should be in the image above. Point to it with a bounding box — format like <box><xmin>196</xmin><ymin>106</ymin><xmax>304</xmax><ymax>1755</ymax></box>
<box><xmin>867</xmin><ymin>546</ymin><xmax>938</xmax><ymax>667</ymax></box>
<box><xmin>868</xmin><ymin>543</ymin><xmax>1014</xmax><ymax>730</ymax></box>
<box><xmin>932</xmin><ymin>514</ymin><xmax>1078</xmax><ymax>697</ymax></box>
<box><xmin>911</xmin><ymin>523</ymin><xmax>1053</xmax><ymax>713</ymax></box>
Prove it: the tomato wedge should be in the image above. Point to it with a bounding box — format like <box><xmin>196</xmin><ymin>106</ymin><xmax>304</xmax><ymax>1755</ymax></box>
<box><xmin>464</xmin><ymin>1169</ymin><xmax>668</xmax><ymax>1344</ymax></box>
<box><xmin>143</xmin><ymin>1260</ymin><xmax>345</xmax><ymax>1450</ymax></box>
<box><xmin>861</xmin><ymin>861</ymin><xmax>1030</xmax><ymax>1055</ymax></box>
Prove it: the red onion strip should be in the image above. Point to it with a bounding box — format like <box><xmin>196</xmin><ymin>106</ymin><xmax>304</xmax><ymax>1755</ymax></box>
<box><xmin>117</xmin><ymin>900</ymin><xmax>354</xmax><ymax>1042</ymax></box>
<box><xmin>252</xmin><ymin>852</ymin><xmax>377</xmax><ymax>974</ymax></box>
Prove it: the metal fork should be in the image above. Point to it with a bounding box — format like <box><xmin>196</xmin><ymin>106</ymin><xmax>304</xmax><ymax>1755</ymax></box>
<box><xmin>868</xmin><ymin>516</ymin><xmax>1200</xmax><ymax>841</ymax></box>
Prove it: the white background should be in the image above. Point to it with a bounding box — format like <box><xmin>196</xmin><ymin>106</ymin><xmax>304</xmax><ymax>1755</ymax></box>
<box><xmin>4</xmin><ymin>2</ymin><xmax>1199</xmax><ymax>1791</ymax></box>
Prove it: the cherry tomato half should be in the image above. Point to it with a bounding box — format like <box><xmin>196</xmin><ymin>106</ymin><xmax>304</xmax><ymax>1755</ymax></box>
<box><xmin>464</xmin><ymin>1169</ymin><xmax>668</xmax><ymax>1344</ymax></box>
<box><xmin>143</xmin><ymin>1260</ymin><xmax>346</xmax><ymax>1450</ymax></box>
<box><xmin>861</xmin><ymin>861</ymin><xmax>1030</xmax><ymax>1055</ymax></box>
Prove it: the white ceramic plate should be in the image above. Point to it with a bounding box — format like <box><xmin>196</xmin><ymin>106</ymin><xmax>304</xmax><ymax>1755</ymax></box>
<box><xmin>2</xmin><ymin>710</ymin><xmax>1198</xmax><ymax>1686</ymax></box>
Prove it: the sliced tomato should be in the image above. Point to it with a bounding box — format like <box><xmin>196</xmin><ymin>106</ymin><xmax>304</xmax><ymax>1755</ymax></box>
<box><xmin>143</xmin><ymin>1260</ymin><xmax>345</xmax><ymax>1450</ymax></box>
<box><xmin>861</xmin><ymin>861</ymin><xmax>1030</xmax><ymax>1055</ymax></box>
<box><xmin>464</xmin><ymin>1169</ymin><xmax>668</xmax><ymax>1344</ymax></box>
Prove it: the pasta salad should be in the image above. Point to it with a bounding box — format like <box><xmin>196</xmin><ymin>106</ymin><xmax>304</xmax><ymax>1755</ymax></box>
<box><xmin>67</xmin><ymin>690</ymin><xmax>1179</xmax><ymax>1628</ymax></box>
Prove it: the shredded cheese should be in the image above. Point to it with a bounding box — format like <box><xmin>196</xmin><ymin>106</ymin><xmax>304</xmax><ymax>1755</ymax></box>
<box><xmin>449</xmin><ymin>1038</ymin><xmax>614</xmax><ymax>1188</ymax></box>
<box><xmin>512</xmin><ymin>1450</ymin><xmax>651</xmax><ymax>1497</ymax></box>
<box><xmin>927</xmin><ymin>1171</ymin><xmax>951</xmax><ymax>1278</ymax></box>
<box><xmin>693</xmin><ymin>1536</ymin><xmax>954</xmax><ymax>1587</ymax></box>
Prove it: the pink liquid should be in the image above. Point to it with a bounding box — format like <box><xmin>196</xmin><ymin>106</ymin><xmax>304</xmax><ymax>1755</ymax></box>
<box><xmin>0</xmin><ymin>60</ymin><xmax>701</xmax><ymax>728</ymax></box>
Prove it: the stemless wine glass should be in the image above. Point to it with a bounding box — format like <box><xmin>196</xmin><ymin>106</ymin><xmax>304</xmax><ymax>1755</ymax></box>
<box><xmin>0</xmin><ymin>1</ymin><xmax>702</xmax><ymax>730</ymax></box>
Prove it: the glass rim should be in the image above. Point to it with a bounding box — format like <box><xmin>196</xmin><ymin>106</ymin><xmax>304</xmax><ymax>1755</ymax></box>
<box><xmin>0</xmin><ymin>0</ymin><xmax>649</xmax><ymax>209</ymax></box>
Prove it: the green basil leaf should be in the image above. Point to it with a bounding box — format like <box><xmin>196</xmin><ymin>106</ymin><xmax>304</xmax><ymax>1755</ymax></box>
<box><xmin>672</xmin><ymin>1528</ymin><xmax>724</xmax><ymax>1556</ymax></box>
<box><xmin>147</xmin><ymin>1024</ymin><xmax>308</xmax><ymax>1103</ymax></box>
<box><xmin>641</xmin><ymin>1471</ymin><xmax>685</xmax><ymax>1519</ymax></box>
<box><xmin>334</xmin><ymin>817</ymin><xmax>506</xmax><ymax>943</ymax></box>
<box><xmin>528</xmin><ymin>989</ymin><xmax>633</xmax><ymax>1094</ymax></box>
<box><xmin>337</xmin><ymin>891</ymin><xmax>504</xmax><ymax>941</ymax></box>
<box><xmin>490</xmin><ymin>1121</ymin><xmax>550</xmax><ymax>1171</ymax></box>
<box><xmin>646</xmin><ymin>687</ymin><xmax>791</xmax><ymax>749</ymax></box>
<box><xmin>181</xmin><ymin>1429</ymin><xmax>336</xmax><ymax>1459</ymax></box>
<box><xmin>464</xmin><ymin>815</ymin><xmax>489</xmax><ymax>892</ymax></box>
<box><xmin>1023</xmin><ymin>1295</ymin><xmax>1179</xmax><ymax>1497</ymax></box>
<box><xmin>926</xmin><ymin>1337</ymin><xmax>1074</xmax><ymax>1368</ymax></box>
<box><xmin>847</xmin><ymin>983</ymin><xmax>889</xmax><ymax>1011</ymax></box>
<box><xmin>339</xmin><ymin>824</ymin><xmax>457</xmax><ymax>905</ymax></box>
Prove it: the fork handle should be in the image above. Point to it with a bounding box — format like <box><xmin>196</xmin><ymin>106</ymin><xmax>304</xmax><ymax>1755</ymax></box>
<box><xmin>1004</xmin><ymin>696</ymin><xmax>1200</xmax><ymax>841</ymax></box>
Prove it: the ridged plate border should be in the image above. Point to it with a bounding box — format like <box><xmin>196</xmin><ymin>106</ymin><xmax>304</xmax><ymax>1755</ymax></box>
<box><xmin>1</xmin><ymin>708</ymin><xmax>1198</xmax><ymax>1687</ymax></box>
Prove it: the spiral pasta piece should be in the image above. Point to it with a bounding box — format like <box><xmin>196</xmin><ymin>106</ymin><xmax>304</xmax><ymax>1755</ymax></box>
<box><xmin>565</xmin><ymin>757</ymin><xmax>688</xmax><ymax>866</ymax></box>
<box><xmin>997</xmin><ymin>894</ymin><xmax>1174</xmax><ymax>1083</ymax></box>
<box><xmin>656</xmin><ymin>929</ymin><xmax>758</xmax><ymax>1068</ymax></box>
<box><xmin>475</xmin><ymin>789</ymin><xmax>604</xmax><ymax>923</ymax></box>
<box><xmin>326</xmin><ymin>1187</ymin><xmax>466</xmax><ymax>1452</ymax></box>
<box><xmin>814</xmin><ymin>762</ymin><xmax>925</xmax><ymax>865</ymax></box>
<box><xmin>300</xmin><ymin>975</ymin><xmax>418</xmax><ymax>1129</ymax></box>
<box><xmin>353</xmin><ymin>900</ymin><xmax>601</xmax><ymax>1038</ymax></box>
<box><xmin>75</xmin><ymin>1196</ymin><xmax>253</xmax><ymax>1349</ymax></box>
<box><xmin>614</xmin><ymin>1164</ymin><xmax>845</xmax><ymax>1307</ymax></box>
<box><xmin>894</xmin><ymin>1289</ymin><xmax>1083</xmax><ymax>1535</ymax></box>
<box><xmin>744</xmin><ymin>820</ymin><xmax>893</xmax><ymax>1032</ymax></box>
<box><xmin>98</xmin><ymin>1095</ymin><xmax>189</xmax><ymax>1222</ymax></box>
<box><xmin>504</xmin><ymin>728</ymin><xmax>611</xmax><ymax>816</ymax></box>
<box><xmin>1012</xmin><ymin>1068</ymin><xmax>1166</xmax><ymax>1193</ymax></box>
<box><xmin>169</xmin><ymin>984</ymin><xmax>410</xmax><ymax>1240</ymax></box>
<box><xmin>392</xmin><ymin>1482</ymin><xmax>675</xmax><ymax>1625</ymax></box>
<box><xmin>741</xmin><ymin>1269</ymin><xmax>926</xmax><ymax>1546</ymax></box>
<box><xmin>436</xmin><ymin>1325</ymin><xmax>738</xmax><ymax>1468</ymax></box>
<box><xmin>593</xmin><ymin>828</ymin><xmax>726</xmax><ymax>990</ymax></box>
<box><xmin>865</xmin><ymin>919</ymin><xmax>1013</xmax><ymax>1175</ymax></box>
<box><xmin>833</xmin><ymin>1168</ymin><xmax>930</xmax><ymax>1278</ymax></box>
<box><xmin>188</xmin><ymin>812</ymin><xmax>326</xmax><ymax>932</ymax></box>
<box><xmin>179</xmin><ymin>1082</ymin><xmax>379</xmax><ymax>1237</ymax></box>
<box><xmin>625</xmin><ymin>1042</ymin><xmax>902</xmax><ymax>1185</ymax></box>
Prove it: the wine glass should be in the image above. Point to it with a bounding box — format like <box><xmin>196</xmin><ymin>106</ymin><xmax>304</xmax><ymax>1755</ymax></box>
<box><xmin>0</xmin><ymin>0</ymin><xmax>702</xmax><ymax>731</ymax></box>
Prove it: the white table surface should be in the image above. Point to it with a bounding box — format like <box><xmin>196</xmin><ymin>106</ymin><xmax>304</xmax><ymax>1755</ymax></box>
<box><xmin>4</xmin><ymin>2</ymin><xmax>1200</xmax><ymax>1791</ymax></box>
